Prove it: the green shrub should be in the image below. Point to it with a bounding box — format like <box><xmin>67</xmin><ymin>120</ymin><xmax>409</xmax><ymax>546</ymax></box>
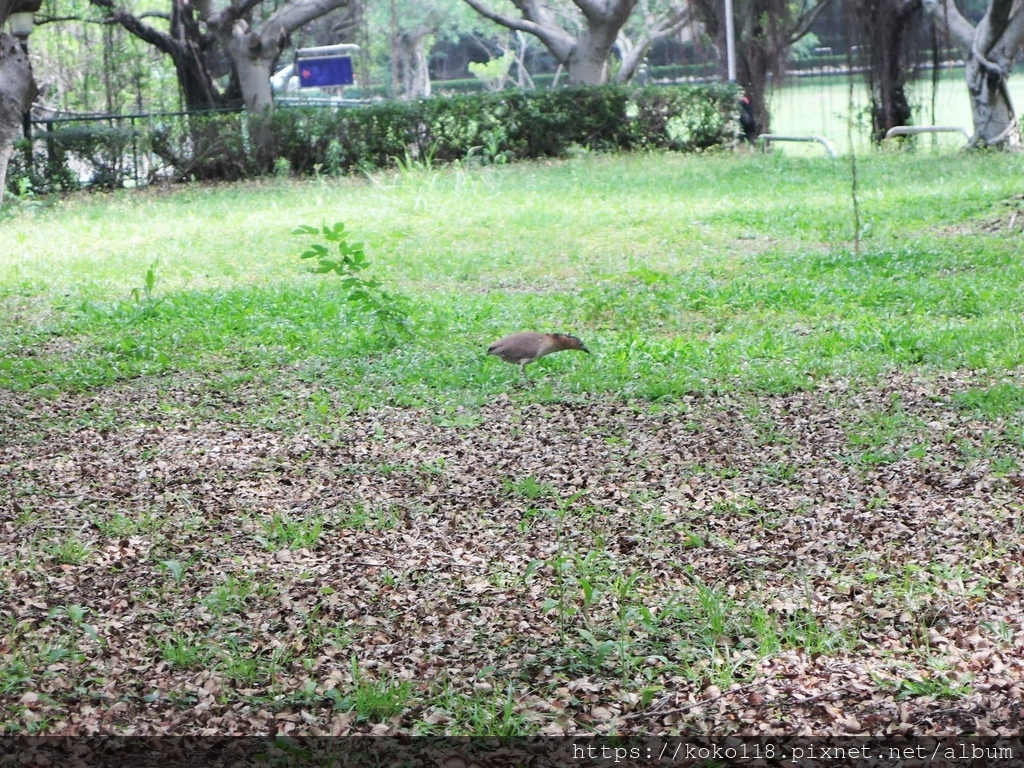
<box><xmin>5</xmin><ymin>138</ymin><xmax>77</xmax><ymax>195</ymax></box>
<box><xmin>47</xmin><ymin>125</ymin><xmax>139</xmax><ymax>188</ymax></box>
<box><xmin>271</xmin><ymin>83</ymin><xmax>740</xmax><ymax>172</ymax></box>
<box><xmin>151</xmin><ymin>112</ymin><xmax>264</xmax><ymax>181</ymax></box>
<box><xmin>628</xmin><ymin>84</ymin><xmax>741</xmax><ymax>151</ymax></box>
<box><xmin>9</xmin><ymin>83</ymin><xmax>740</xmax><ymax>194</ymax></box>
<box><xmin>294</xmin><ymin>221</ymin><xmax>411</xmax><ymax>344</ymax></box>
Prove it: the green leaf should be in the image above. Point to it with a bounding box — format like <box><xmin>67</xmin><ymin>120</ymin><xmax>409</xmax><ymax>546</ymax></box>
<box><xmin>82</xmin><ymin>623</ymin><xmax>102</xmax><ymax>644</ymax></box>
<box><xmin>299</xmin><ymin>245</ymin><xmax>328</xmax><ymax>260</ymax></box>
<box><xmin>295</xmin><ymin>220</ymin><xmax>410</xmax><ymax>340</ymax></box>
<box><xmin>160</xmin><ymin>560</ymin><xmax>184</xmax><ymax>583</ymax></box>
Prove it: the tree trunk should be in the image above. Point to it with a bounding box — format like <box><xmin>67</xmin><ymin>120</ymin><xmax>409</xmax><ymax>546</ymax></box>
<box><xmin>214</xmin><ymin>20</ymin><xmax>277</xmax><ymax>167</ymax></box>
<box><xmin>567</xmin><ymin>24</ymin><xmax>619</xmax><ymax>84</ymax></box>
<box><xmin>0</xmin><ymin>33</ymin><xmax>36</xmax><ymax>206</ymax></box>
<box><xmin>393</xmin><ymin>30</ymin><xmax>432</xmax><ymax>98</ymax></box>
<box><xmin>221</xmin><ymin>22</ymin><xmax>276</xmax><ymax>113</ymax></box>
<box><xmin>170</xmin><ymin>0</ymin><xmax>224</xmax><ymax>110</ymax></box>
<box><xmin>738</xmin><ymin>52</ymin><xmax>771</xmax><ymax>137</ymax></box>
<box><xmin>964</xmin><ymin>56</ymin><xmax>1020</xmax><ymax>147</ymax></box>
<box><xmin>920</xmin><ymin>0</ymin><xmax>1024</xmax><ymax>148</ymax></box>
<box><xmin>855</xmin><ymin>0</ymin><xmax>919</xmax><ymax>143</ymax></box>
<box><xmin>734</xmin><ymin>15</ymin><xmax>775</xmax><ymax>137</ymax></box>
<box><xmin>693</xmin><ymin>0</ymin><xmax>779</xmax><ymax>136</ymax></box>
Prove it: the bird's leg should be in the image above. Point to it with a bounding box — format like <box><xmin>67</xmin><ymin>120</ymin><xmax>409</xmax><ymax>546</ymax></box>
<box><xmin>519</xmin><ymin>361</ymin><xmax>534</xmax><ymax>386</ymax></box>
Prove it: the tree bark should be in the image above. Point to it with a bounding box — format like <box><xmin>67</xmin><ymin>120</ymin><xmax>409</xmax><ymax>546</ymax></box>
<box><xmin>849</xmin><ymin>0</ymin><xmax>920</xmax><ymax>142</ymax></box>
<box><xmin>209</xmin><ymin>0</ymin><xmax>349</xmax><ymax>113</ymax></box>
<box><xmin>91</xmin><ymin>0</ymin><xmax>223</xmax><ymax>111</ymax></box>
<box><xmin>461</xmin><ymin>0</ymin><xmax>640</xmax><ymax>85</ymax></box>
<box><xmin>615</xmin><ymin>3</ymin><xmax>697</xmax><ymax>83</ymax></box>
<box><xmin>0</xmin><ymin>33</ymin><xmax>36</xmax><ymax>206</ymax></box>
<box><xmin>692</xmin><ymin>0</ymin><xmax>829</xmax><ymax>137</ymax></box>
<box><xmin>392</xmin><ymin>28</ymin><xmax>432</xmax><ymax>98</ymax></box>
<box><xmin>921</xmin><ymin>0</ymin><xmax>1024</xmax><ymax>147</ymax></box>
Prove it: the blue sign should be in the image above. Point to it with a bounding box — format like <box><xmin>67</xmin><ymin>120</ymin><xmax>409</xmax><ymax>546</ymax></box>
<box><xmin>298</xmin><ymin>56</ymin><xmax>354</xmax><ymax>87</ymax></box>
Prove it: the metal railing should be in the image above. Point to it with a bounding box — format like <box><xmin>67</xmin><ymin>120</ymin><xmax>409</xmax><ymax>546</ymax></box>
<box><xmin>884</xmin><ymin>125</ymin><xmax>971</xmax><ymax>142</ymax></box>
<box><xmin>756</xmin><ymin>133</ymin><xmax>838</xmax><ymax>158</ymax></box>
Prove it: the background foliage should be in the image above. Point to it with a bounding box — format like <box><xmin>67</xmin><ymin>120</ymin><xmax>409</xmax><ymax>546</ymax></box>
<box><xmin>7</xmin><ymin>83</ymin><xmax>740</xmax><ymax>192</ymax></box>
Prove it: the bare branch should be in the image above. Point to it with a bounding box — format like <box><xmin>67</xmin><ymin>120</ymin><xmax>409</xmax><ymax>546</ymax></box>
<box><xmin>71</xmin><ymin>8</ymin><xmax>170</xmax><ymax>24</ymax></box>
<box><xmin>37</xmin><ymin>14</ymin><xmax>98</xmax><ymax>24</ymax></box>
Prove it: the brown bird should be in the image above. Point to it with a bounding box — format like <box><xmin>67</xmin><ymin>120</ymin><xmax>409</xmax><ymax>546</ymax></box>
<box><xmin>487</xmin><ymin>332</ymin><xmax>590</xmax><ymax>383</ymax></box>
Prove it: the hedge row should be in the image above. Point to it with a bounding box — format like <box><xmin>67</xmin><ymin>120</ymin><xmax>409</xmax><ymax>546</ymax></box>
<box><xmin>10</xmin><ymin>83</ymin><xmax>741</xmax><ymax>193</ymax></box>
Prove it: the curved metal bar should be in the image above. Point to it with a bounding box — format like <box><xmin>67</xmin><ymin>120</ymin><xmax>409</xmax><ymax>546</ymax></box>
<box><xmin>884</xmin><ymin>125</ymin><xmax>971</xmax><ymax>141</ymax></box>
<box><xmin>756</xmin><ymin>133</ymin><xmax>838</xmax><ymax>158</ymax></box>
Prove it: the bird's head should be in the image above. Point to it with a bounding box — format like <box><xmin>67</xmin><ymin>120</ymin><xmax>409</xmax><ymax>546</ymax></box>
<box><xmin>553</xmin><ymin>334</ymin><xmax>590</xmax><ymax>354</ymax></box>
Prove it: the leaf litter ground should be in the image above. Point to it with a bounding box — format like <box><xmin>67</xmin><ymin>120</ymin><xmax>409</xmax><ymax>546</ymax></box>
<box><xmin>1</xmin><ymin>369</ymin><xmax>1022</xmax><ymax>739</ymax></box>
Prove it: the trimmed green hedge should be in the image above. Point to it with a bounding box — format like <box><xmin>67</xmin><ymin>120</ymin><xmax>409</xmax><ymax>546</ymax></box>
<box><xmin>273</xmin><ymin>83</ymin><xmax>740</xmax><ymax>174</ymax></box>
<box><xmin>10</xmin><ymin>83</ymin><xmax>741</xmax><ymax>193</ymax></box>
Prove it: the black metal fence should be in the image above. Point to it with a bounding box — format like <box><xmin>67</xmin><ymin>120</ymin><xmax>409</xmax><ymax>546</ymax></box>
<box><xmin>16</xmin><ymin>108</ymin><xmax>261</xmax><ymax>191</ymax></box>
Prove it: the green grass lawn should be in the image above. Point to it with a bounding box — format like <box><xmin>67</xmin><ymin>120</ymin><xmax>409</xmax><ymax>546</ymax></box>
<box><xmin>2</xmin><ymin>151</ymin><xmax>1023</xmax><ymax>403</ymax></box>
<box><xmin>1</xmin><ymin>151</ymin><xmax>1023</xmax><ymax>741</ymax></box>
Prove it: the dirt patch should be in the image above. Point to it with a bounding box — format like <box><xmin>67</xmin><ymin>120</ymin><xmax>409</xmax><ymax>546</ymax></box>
<box><xmin>945</xmin><ymin>194</ymin><xmax>1024</xmax><ymax>236</ymax></box>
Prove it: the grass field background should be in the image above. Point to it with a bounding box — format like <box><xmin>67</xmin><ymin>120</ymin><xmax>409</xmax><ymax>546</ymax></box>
<box><xmin>1</xmin><ymin>150</ymin><xmax>1023</xmax><ymax>737</ymax></box>
<box><xmin>2</xmin><ymin>150</ymin><xmax>1023</xmax><ymax>405</ymax></box>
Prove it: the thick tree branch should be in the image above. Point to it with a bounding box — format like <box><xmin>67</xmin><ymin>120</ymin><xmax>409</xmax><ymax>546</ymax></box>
<box><xmin>204</xmin><ymin>0</ymin><xmax>260</xmax><ymax>32</ymax></box>
<box><xmin>260</xmin><ymin>0</ymin><xmax>345</xmax><ymax>42</ymax></box>
<box><xmin>788</xmin><ymin>0</ymin><xmax>833</xmax><ymax>45</ymax></box>
<box><xmin>986</xmin><ymin>0</ymin><xmax>1014</xmax><ymax>37</ymax></box>
<box><xmin>462</xmin><ymin>0</ymin><xmax>552</xmax><ymax>35</ymax></box>
<box><xmin>995</xmin><ymin>7</ymin><xmax>1024</xmax><ymax>54</ymax></box>
<box><xmin>920</xmin><ymin>0</ymin><xmax>976</xmax><ymax>50</ymax></box>
<box><xmin>649</xmin><ymin>6</ymin><xmax>692</xmax><ymax>37</ymax></box>
<box><xmin>573</xmin><ymin>0</ymin><xmax>613</xmax><ymax>22</ymax></box>
<box><xmin>461</xmin><ymin>0</ymin><xmax>576</xmax><ymax>61</ymax></box>
<box><xmin>89</xmin><ymin>0</ymin><xmax>180</xmax><ymax>56</ymax></box>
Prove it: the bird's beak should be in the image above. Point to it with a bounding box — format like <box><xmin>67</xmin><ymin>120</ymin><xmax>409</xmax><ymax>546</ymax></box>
<box><xmin>581</xmin><ymin>346</ymin><xmax>591</xmax><ymax>354</ymax></box>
